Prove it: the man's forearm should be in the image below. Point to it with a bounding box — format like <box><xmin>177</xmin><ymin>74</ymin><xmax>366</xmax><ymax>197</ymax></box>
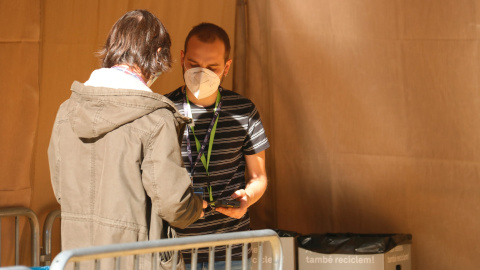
<box><xmin>245</xmin><ymin>174</ymin><xmax>268</xmax><ymax>207</ymax></box>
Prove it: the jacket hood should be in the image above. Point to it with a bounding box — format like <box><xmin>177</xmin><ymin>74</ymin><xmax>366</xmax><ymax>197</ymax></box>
<box><xmin>68</xmin><ymin>81</ymin><xmax>190</xmax><ymax>139</ymax></box>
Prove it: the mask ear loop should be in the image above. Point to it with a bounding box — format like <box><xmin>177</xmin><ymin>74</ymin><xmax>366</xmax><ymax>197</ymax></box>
<box><xmin>222</xmin><ymin>63</ymin><xmax>228</xmax><ymax>77</ymax></box>
<box><xmin>147</xmin><ymin>71</ymin><xmax>162</xmax><ymax>87</ymax></box>
<box><xmin>219</xmin><ymin>65</ymin><xmax>227</xmax><ymax>85</ymax></box>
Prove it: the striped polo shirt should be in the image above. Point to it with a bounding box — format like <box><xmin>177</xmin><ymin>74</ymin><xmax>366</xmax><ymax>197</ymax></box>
<box><xmin>165</xmin><ymin>86</ymin><xmax>270</xmax><ymax>263</ymax></box>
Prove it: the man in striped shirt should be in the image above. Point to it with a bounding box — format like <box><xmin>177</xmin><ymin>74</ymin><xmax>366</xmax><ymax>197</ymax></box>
<box><xmin>166</xmin><ymin>23</ymin><xmax>269</xmax><ymax>269</ymax></box>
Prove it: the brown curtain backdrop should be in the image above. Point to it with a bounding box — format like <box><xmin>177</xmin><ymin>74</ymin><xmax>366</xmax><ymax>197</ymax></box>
<box><xmin>0</xmin><ymin>0</ymin><xmax>41</xmax><ymax>266</ymax></box>
<box><xmin>0</xmin><ymin>0</ymin><xmax>40</xmax><ymax>209</ymax></box>
<box><xmin>237</xmin><ymin>0</ymin><xmax>480</xmax><ymax>270</ymax></box>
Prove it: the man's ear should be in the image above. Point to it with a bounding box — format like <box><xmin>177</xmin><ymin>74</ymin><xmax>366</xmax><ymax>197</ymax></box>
<box><xmin>224</xmin><ymin>59</ymin><xmax>233</xmax><ymax>76</ymax></box>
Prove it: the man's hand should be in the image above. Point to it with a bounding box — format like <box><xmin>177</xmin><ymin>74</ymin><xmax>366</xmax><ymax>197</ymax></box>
<box><xmin>214</xmin><ymin>189</ymin><xmax>250</xmax><ymax>219</ymax></box>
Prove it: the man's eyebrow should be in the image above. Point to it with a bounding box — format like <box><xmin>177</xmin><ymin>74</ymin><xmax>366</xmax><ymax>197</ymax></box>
<box><xmin>186</xmin><ymin>58</ymin><xmax>199</xmax><ymax>64</ymax></box>
<box><xmin>186</xmin><ymin>58</ymin><xmax>221</xmax><ymax>67</ymax></box>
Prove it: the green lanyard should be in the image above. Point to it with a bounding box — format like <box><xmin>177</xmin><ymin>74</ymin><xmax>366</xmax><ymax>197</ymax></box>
<box><xmin>186</xmin><ymin>92</ymin><xmax>221</xmax><ymax>202</ymax></box>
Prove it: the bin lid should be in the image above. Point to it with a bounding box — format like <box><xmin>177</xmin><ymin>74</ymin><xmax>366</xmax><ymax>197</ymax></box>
<box><xmin>297</xmin><ymin>233</ymin><xmax>412</xmax><ymax>254</ymax></box>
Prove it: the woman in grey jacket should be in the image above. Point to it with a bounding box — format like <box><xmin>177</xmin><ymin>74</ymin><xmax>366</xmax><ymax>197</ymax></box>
<box><xmin>48</xmin><ymin>10</ymin><xmax>204</xmax><ymax>269</ymax></box>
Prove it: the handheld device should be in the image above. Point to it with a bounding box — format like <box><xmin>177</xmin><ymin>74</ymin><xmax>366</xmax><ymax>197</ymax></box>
<box><xmin>210</xmin><ymin>199</ymin><xmax>240</xmax><ymax>208</ymax></box>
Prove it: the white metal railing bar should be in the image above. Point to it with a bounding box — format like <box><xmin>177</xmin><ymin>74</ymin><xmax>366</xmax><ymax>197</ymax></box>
<box><xmin>208</xmin><ymin>246</ymin><xmax>214</xmax><ymax>270</ymax></box>
<box><xmin>49</xmin><ymin>229</ymin><xmax>282</xmax><ymax>270</ymax></box>
<box><xmin>0</xmin><ymin>207</ymin><xmax>40</xmax><ymax>267</ymax></box>
<box><xmin>226</xmin><ymin>244</ymin><xmax>232</xmax><ymax>270</ymax></box>
<box><xmin>41</xmin><ymin>209</ymin><xmax>61</xmax><ymax>266</ymax></box>
<box><xmin>257</xmin><ymin>242</ymin><xmax>264</xmax><ymax>270</ymax></box>
<box><xmin>242</xmin><ymin>243</ymin><xmax>249</xmax><ymax>269</ymax></box>
<box><xmin>191</xmin><ymin>248</ymin><xmax>198</xmax><ymax>270</ymax></box>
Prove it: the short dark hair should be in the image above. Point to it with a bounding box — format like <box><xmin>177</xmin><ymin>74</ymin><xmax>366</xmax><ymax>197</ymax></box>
<box><xmin>184</xmin><ymin>23</ymin><xmax>231</xmax><ymax>62</ymax></box>
<box><xmin>98</xmin><ymin>10</ymin><xmax>172</xmax><ymax>80</ymax></box>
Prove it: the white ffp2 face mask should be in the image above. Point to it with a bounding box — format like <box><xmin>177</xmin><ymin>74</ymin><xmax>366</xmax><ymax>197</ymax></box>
<box><xmin>184</xmin><ymin>67</ymin><xmax>221</xmax><ymax>99</ymax></box>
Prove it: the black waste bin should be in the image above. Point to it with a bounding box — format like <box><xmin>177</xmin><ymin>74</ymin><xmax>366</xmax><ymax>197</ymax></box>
<box><xmin>297</xmin><ymin>233</ymin><xmax>412</xmax><ymax>270</ymax></box>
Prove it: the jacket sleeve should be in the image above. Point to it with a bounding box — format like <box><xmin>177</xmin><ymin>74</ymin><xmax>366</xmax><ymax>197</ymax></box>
<box><xmin>141</xmin><ymin>115</ymin><xmax>202</xmax><ymax>229</ymax></box>
<box><xmin>48</xmin><ymin>114</ymin><xmax>61</xmax><ymax>204</ymax></box>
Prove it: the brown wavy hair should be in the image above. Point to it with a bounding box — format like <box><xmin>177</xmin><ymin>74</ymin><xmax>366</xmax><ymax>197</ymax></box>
<box><xmin>98</xmin><ymin>10</ymin><xmax>172</xmax><ymax>80</ymax></box>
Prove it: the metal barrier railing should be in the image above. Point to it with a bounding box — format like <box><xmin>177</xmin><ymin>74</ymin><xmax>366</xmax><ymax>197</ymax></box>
<box><xmin>0</xmin><ymin>207</ymin><xmax>40</xmax><ymax>267</ymax></box>
<box><xmin>50</xmin><ymin>229</ymin><xmax>283</xmax><ymax>270</ymax></box>
<box><xmin>40</xmin><ymin>209</ymin><xmax>61</xmax><ymax>266</ymax></box>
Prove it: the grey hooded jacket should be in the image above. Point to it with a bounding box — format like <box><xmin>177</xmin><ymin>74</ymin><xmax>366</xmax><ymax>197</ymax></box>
<box><xmin>48</xmin><ymin>81</ymin><xmax>202</xmax><ymax>253</ymax></box>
